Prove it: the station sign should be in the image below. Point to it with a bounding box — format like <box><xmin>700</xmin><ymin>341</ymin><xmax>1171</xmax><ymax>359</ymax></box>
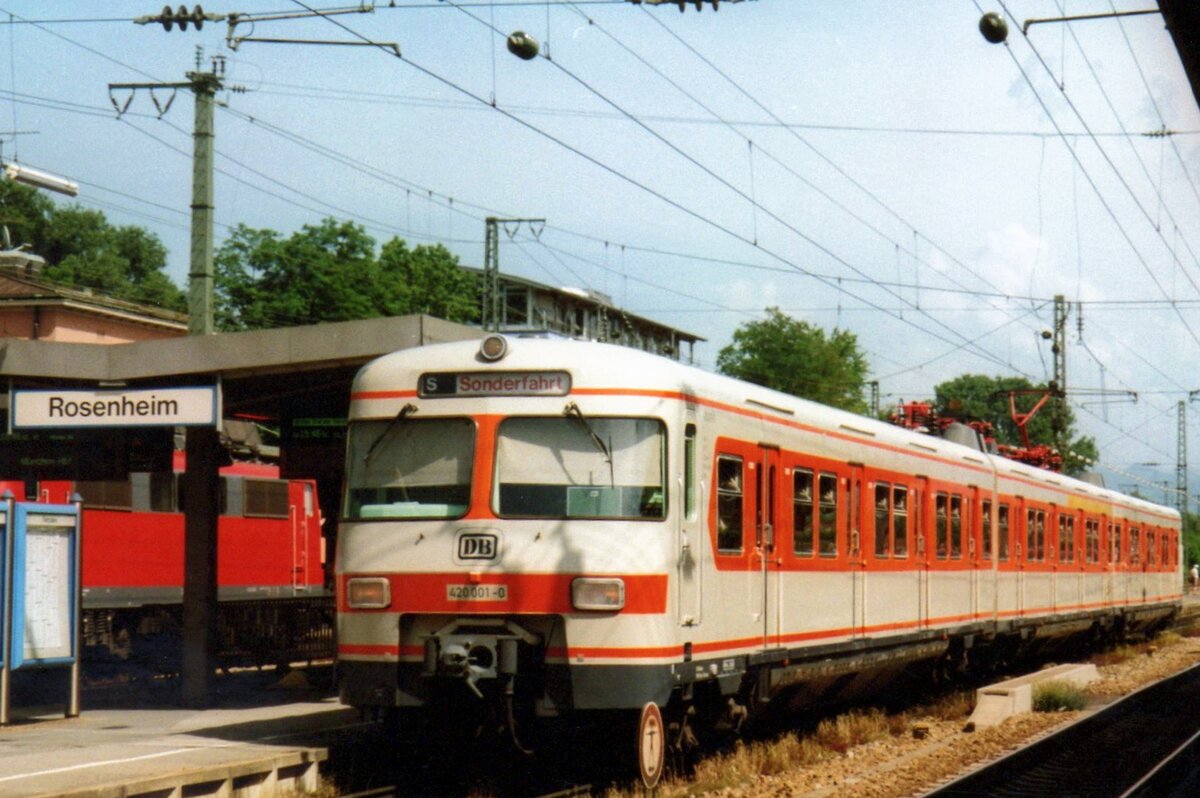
<box><xmin>418</xmin><ymin>371</ymin><xmax>571</xmax><ymax>398</ymax></box>
<box><xmin>11</xmin><ymin>386</ymin><xmax>219</xmax><ymax>430</ymax></box>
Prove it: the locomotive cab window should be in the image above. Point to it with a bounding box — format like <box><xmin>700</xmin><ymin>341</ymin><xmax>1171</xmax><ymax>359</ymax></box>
<box><xmin>344</xmin><ymin>416</ymin><xmax>474</xmax><ymax>520</ymax></box>
<box><xmin>495</xmin><ymin>416</ymin><xmax>666</xmax><ymax>520</ymax></box>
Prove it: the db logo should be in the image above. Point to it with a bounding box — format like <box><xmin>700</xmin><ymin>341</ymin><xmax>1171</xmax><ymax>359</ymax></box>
<box><xmin>457</xmin><ymin>532</ymin><xmax>500</xmax><ymax>561</ymax></box>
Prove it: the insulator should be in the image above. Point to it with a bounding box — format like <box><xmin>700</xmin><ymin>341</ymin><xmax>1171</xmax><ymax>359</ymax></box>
<box><xmin>979</xmin><ymin>12</ymin><xmax>1008</xmax><ymax>44</ymax></box>
<box><xmin>506</xmin><ymin>30</ymin><xmax>539</xmax><ymax>61</ymax></box>
<box><xmin>176</xmin><ymin>5</ymin><xmax>190</xmax><ymax>31</ymax></box>
<box><xmin>160</xmin><ymin>4</ymin><xmax>174</xmax><ymax>31</ymax></box>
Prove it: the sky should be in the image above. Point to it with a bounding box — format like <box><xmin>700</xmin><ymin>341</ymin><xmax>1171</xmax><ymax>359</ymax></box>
<box><xmin>2</xmin><ymin>1</ymin><xmax>1200</xmax><ymax>501</ymax></box>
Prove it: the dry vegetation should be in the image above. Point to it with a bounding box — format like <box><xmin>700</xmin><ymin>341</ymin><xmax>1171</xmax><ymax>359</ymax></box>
<box><xmin>600</xmin><ymin>632</ymin><xmax>1200</xmax><ymax>798</ymax></box>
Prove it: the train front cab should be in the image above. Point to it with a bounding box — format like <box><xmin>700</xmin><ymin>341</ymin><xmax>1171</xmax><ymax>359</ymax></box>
<box><xmin>336</xmin><ymin>363</ymin><xmax>684</xmax><ymax>754</ymax></box>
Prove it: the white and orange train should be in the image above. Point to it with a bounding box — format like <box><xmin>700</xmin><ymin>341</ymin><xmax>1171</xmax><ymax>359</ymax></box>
<box><xmin>335</xmin><ymin>335</ymin><xmax>1181</xmax><ymax>785</ymax></box>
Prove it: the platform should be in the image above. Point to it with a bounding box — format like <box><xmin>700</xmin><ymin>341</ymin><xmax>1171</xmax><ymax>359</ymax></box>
<box><xmin>0</xmin><ymin>667</ymin><xmax>358</xmax><ymax>798</ymax></box>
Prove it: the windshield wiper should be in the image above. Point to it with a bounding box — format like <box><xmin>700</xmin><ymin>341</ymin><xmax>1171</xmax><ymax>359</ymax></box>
<box><xmin>564</xmin><ymin>401</ymin><xmax>614</xmax><ymax>486</ymax></box>
<box><xmin>364</xmin><ymin>403</ymin><xmax>418</xmax><ymax>465</ymax></box>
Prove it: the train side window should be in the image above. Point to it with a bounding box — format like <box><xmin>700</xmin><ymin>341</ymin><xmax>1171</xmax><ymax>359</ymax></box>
<box><xmin>716</xmin><ymin>456</ymin><xmax>744</xmax><ymax>553</ymax></box>
<box><xmin>74</xmin><ymin>479</ymin><xmax>133</xmax><ymax>510</ymax></box>
<box><xmin>1027</xmin><ymin>509</ymin><xmax>1045</xmax><ymax>562</ymax></box>
<box><xmin>874</xmin><ymin>482</ymin><xmax>890</xmax><ymax>558</ymax></box>
<box><xmin>1058</xmin><ymin>516</ymin><xmax>1074</xmax><ymax>563</ymax></box>
<box><xmin>893</xmin><ymin>485</ymin><xmax>908</xmax><ymax>557</ymax></box>
<box><xmin>981</xmin><ymin>500</ymin><xmax>993</xmax><ymax>560</ymax></box>
<box><xmin>246</xmin><ymin>479</ymin><xmax>290</xmax><ymax>518</ymax></box>
<box><xmin>1147</xmin><ymin>531</ymin><xmax>1157</xmax><ymax>566</ymax></box>
<box><xmin>1130</xmin><ymin>526</ymin><xmax>1141</xmax><ymax>565</ymax></box>
<box><xmin>684</xmin><ymin>424</ymin><xmax>697</xmax><ymax>521</ymax></box>
<box><xmin>793</xmin><ymin>469</ymin><xmax>814</xmax><ymax>557</ymax></box>
<box><xmin>949</xmin><ymin>494</ymin><xmax>963</xmax><ymax>559</ymax></box>
<box><xmin>935</xmin><ymin>493</ymin><xmax>948</xmax><ymax>559</ymax></box>
<box><xmin>818</xmin><ymin>473</ymin><xmax>838</xmax><ymax>557</ymax></box>
<box><xmin>998</xmin><ymin>503</ymin><xmax>1010</xmax><ymax>561</ymax></box>
<box><xmin>1086</xmin><ymin>519</ymin><xmax>1099</xmax><ymax>564</ymax></box>
<box><xmin>1112</xmin><ymin>523</ymin><xmax>1122</xmax><ymax>564</ymax></box>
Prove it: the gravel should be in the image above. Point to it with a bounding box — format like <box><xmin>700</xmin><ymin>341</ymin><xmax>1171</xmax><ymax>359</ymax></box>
<box><xmin>653</xmin><ymin>635</ymin><xmax>1200</xmax><ymax>798</ymax></box>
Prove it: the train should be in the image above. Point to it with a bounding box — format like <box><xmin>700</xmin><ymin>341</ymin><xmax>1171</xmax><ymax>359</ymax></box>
<box><xmin>8</xmin><ymin>453</ymin><xmax>331</xmax><ymax>671</ymax></box>
<box><xmin>334</xmin><ymin>334</ymin><xmax>1182</xmax><ymax>786</ymax></box>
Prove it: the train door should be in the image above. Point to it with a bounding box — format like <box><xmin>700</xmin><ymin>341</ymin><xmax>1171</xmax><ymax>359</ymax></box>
<box><xmin>967</xmin><ymin>485</ymin><xmax>980</xmax><ymax>622</ymax></box>
<box><xmin>1015</xmin><ymin>497</ymin><xmax>1027</xmax><ymax>616</ymax></box>
<box><xmin>915</xmin><ymin>476</ymin><xmax>930</xmax><ymax>628</ymax></box>
<box><xmin>758</xmin><ymin>444</ymin><xmax>782</xmax><ymax>650</ymax></box>
<box><xmin>1102</xmin><ymin>516</ymin><xmax>1114</xmax><ymax>607</ymax></box>
<box><xmin>849</xmin><ymin>463</ymin><xmax>865</xmax><ymax>638</ymax></box>
<box><xmin>677</xmin><ymin>421</ymin><xmax>703</xmax><ymax>627</ymax></box>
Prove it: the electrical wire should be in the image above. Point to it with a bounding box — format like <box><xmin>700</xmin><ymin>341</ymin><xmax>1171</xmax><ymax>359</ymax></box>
<box><xmin>439</xmin><ymin>0</ymin><xmax>1027</xmax><ymax>375</ymax></box>
<box><xmin>992</xmin><ymin>1</ymin><xmax>1200</xmax><ymax>350</ymax></box>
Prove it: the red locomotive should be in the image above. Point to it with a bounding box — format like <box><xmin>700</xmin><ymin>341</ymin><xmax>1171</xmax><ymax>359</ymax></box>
<box><xmin>1</xmin><ymin>452</ymin><xmax>331</xmax><ymax>670</ymax></box>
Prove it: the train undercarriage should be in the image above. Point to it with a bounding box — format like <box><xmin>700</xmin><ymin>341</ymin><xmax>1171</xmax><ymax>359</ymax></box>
<box><xmin>81</xmin><ymin>596</ymin><xmax>335</xmax><ymax>673</ymax></box>
<box><xmin>368</xmin><ymin>602</ymin><xmax>1178</xmax><ymax>787</ymax></box>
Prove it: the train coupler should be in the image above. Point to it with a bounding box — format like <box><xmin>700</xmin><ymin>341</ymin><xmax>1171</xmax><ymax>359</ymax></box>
<box><xmin>421</xmin><ymin>618</ymin><xmax>540</xmax><ymax>698</ymax></box>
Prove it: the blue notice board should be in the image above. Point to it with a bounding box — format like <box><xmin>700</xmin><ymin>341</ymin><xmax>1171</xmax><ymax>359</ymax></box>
<box><xmin>10</xmin><ymin>503</ymin><xmax>79</xmax><ymax>670</ymax></box>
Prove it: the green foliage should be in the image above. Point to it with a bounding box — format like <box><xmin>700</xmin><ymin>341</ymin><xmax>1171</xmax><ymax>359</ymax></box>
<box><xmin>214</xmin><ymin>219</ymin><xmax>479</xmax><ymax>331</ymax></box>
<box><xmin>1</xmin><ymin>181</ymin><xmax>184</xmax><ymax>311</ymax></box>
<box><xmin>1032</xmin><ymin>680</ymin><xmax>1087</xmax><ymax>712</ymax></box>
<box><xmin>716</xmin><ymin>307</ymin><xmax>869</xmax><ymax>413</ymax></box>
<box><xmin>1183</xmin><ymin>513</ymin><xmax>1200</xmax><ymax>573</ymax></box>
<box><xmin>932</xmin><ymin>373</ymin><xmax>1098</xmax><ymax>476</ymax></box>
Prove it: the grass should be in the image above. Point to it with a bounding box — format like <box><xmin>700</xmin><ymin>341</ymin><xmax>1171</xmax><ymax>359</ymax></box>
<box><xmin>597</xmin><ymin>698</ymin><xmax>977</xmax><ymax>798</ymax></box>
<box><xmin>1032</xmin><ymin>680</ymin><xmax>1088</xmax><ymax>712</ymax></box>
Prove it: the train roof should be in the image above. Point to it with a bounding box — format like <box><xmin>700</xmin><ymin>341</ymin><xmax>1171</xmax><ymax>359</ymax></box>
<box><xmin>353</xmin><ymin>336</ymin><xmax>1179</xmax><ymax>522</ymax></box>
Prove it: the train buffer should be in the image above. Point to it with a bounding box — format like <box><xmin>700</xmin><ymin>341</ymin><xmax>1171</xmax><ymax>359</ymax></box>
<box><xmin>0</xmin><ymin>672</ymin><xmax>354</xmax><ymax>798</ymax></box>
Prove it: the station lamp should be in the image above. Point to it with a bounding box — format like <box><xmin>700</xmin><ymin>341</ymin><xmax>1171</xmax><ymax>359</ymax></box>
<box><xmin>2</xmin><ymin>162</ymin><xmax>79</xmax><ymax>197</ymax></box>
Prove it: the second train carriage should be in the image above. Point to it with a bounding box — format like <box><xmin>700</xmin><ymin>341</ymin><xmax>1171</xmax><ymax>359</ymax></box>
<box><xmin>335</xmin><ymin>335</ymin><xmax>1181</xmax><ymax>784</ymax></box>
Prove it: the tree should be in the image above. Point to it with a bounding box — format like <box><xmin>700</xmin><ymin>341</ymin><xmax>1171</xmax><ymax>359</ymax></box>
<box><xmin>1184</xmin><ymin>512</ymin><xmax>1200</xmax><ymax>572</ymax></box>
<box><xmin>215</xmin><ymin>218</ymin><xmax>480</xmax><ymax>331</ymax></box>
<box><xmin>378</xmin><ymin>239</ymin><xmax>479</xmax><ymax>324</ymax></box>
<box><xmin>1</xmin><ymin>181</ymin><xmax>185</xmax><ymax>311</ymax></box>
<box><xmin>932</xmin><ymin>373</ymin><xmax>1099</xmax><ymax>476</ymax></box>
<box><xmin>716</xmin><ymin>307</ymin><xmax>869</xmax><ymax>413</ymax></box>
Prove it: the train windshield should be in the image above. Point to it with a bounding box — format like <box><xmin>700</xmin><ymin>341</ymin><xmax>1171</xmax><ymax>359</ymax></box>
<box><xmin>495</xmin><ymin>416</ymin><xmax>665</xmax><ymax>519</ymax></box>
<box><xmin>343</xmin><ymin>417</ymin><xmax>474</xmax><ymax>520</ymax></box>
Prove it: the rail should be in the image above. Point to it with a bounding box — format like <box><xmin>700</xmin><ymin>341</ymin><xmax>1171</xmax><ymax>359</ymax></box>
<box><xmin>922</xmin><ymin>663</ymin><xmax>1200</xmax><ymax>797</ymax></box>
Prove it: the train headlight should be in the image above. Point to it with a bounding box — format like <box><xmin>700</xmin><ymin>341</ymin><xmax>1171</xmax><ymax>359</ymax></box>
<box><xmin>479</xmin><ymin>334</ymin><xmax>508</xmax><ymax>362</ymax></box>
<box><xmin>346</xmin><ymin>577</ymin><xmax>391</xmax><ymax>609</ymax></box>
<box><xmin>571</xmin><ymin>577</ymin><xmax>625</xmax><ymax>611</ymax></box>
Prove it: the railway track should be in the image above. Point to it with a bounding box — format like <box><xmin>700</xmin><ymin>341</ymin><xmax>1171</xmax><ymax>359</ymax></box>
<box><xmin>923</xmin><ymin>662</ymin><xmax>1200</xmax><ymax>797</ymax></box>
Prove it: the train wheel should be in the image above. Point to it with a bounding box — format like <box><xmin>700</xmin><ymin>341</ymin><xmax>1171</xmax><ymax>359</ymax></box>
<box><xmin>637</xmin><ymin>702</ymin><xmax>666</xmax><ymax>789</ymax></box>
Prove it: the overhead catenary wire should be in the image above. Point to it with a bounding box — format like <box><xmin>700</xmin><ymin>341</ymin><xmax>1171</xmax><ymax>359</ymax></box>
<box><xmin>4</xmin><ymin>1</ymin><xmax>1195</xmax><ymax>468</ymax></box>
<box><xmin>1041</xmin><ymin>0</ymin><xmax>1200</xmax><ymax>285</ymax></box>
<box><xmin>440</xmin><ymin>0</ymin><xmax>1029</xmax><ymax>377</ymax></box>
<box><xmin>990</xmin><ymin>1</ymin><xmax>1200</xmax><ymax>352</ymax></box>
